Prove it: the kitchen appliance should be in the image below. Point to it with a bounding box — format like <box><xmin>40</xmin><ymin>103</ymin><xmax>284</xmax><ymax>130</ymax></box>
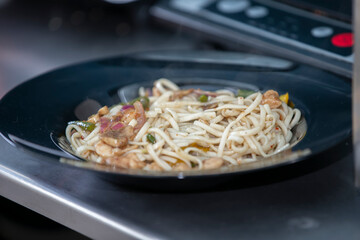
<box><xmin>151</xmin><ymin>0</ymin><xmax>353</xmax><ymax>77</ymax></box>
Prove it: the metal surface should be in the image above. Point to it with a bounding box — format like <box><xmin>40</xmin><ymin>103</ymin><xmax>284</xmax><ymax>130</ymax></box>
<box><xmin>353</xmin><ymin>0</ymin><xmax>360</xmax><ymax>188</ymax></box>
<box><xmin>0</xmin><ymin>139</ymin><xmax>157</xmax><ymax>240</ymax></box>
<box><xmin>1</xmin><ymin>1</ymin><xmax>360</xmax><ymax>240</ymax></box>
<box><xmin>1</xmin><ymin>133</ymin><xmax>360</xmax><ymax>240</ymax></box>
<box><xmin>132</xmin><ymin>50</ymin><xmax>295</xmax><ymax>69</ymax></box>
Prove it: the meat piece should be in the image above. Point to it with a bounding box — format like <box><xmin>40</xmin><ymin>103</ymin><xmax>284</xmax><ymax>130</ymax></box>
<box><xmin>101</xmin><ymin>135</ymin><xmax>128</xmax><ymax>148</ymax></box>
<box><xmin>261</xmin><ymin>90</ymin><xmax>282</xmax><ymax>109</ymax></box>
<box><xmin>203</xmin><ymin>157</ymin><xmax>224</xmax><ymax>170</ymax></box>
<box><xmin>100</xmin><ymin>126</ymin><xmax>134</xmax><ymax>148</ymax></box>
<box><xmin>121</xmin><ymin>108</ymin><xmax>137</xmax><ymax>125</ymax></box>
<box><xmin>171</xmin><ymin>89</ymin><xmax>194</xmax><ymax>100</ymax></box>
<box><xmin>122</xmin><ymin>125</ymin><xmax>135</xmax><ymax>138</ymax></box>
<box><xmin>119</xmin><ymin>102</ymin><xmax>146</xmax><ymax>132</ymax></box>
<box><xmin>111</xmin><ymin>111</ymin><xmax>123</xmax><ymax>122</ymax></box>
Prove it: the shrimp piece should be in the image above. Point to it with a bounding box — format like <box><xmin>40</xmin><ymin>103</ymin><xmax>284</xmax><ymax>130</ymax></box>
<box><xmin>203</xmin><ymin>157</ymin><xmax>224</xmax><ymax>170</ymax></box>
<box><xmin>98</xmin><ymin>106</ymin><xmax>109</xmax><ymax>116</ymax></box>
<box><xmin>147</xmin><ymin>162</ymin><xmax>163</xmax><ymax>171</ymax></box>
<box><xmin>87</xmin><ymin>114</ymin><xmax>100</xmax><ymax>124</ymax></box>
<box><xmin>95</xmin><ymin>141</ymin><xmax>114</xmax><ymax>158</ymax></box>
<box><xmin>173</xmin><ymin>162</ymin><xmax>191</xmax><ymax>171</ymax></box>
<box><xmin>261</xmin><ymin>90</ymin><xmax>282</xmax><ymax>109</ymax></box>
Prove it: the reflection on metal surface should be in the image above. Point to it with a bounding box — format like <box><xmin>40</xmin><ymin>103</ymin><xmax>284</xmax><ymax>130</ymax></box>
<box><xmin>133</xmin><ymin>51</ymin><xmax>295</xmax><ymax>70</ymax></box>
<box><xmin>9</xmin><ymin>134</ymin><xmax>76</xmax><ymax>159</ymax></box>
<box><xmin>353</xmin><ymin>0</ymin><xmax>360</xmax><ymax>188</ymax></box>
<box><xmin>74</xmin><ymin>99</ymin><xmax>102</xmax><ymax>120</ymax></box>
<box><xmin>118</xmin><ymin>78</ymin><xmax>260</xmax><ymax>104</ymax></box>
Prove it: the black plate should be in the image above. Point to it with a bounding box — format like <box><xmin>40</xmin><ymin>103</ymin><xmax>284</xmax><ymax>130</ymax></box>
<box><xmin>0</xmin><ymin>52</ymin><xmax>351</xmax><ymax>190</ymax></box>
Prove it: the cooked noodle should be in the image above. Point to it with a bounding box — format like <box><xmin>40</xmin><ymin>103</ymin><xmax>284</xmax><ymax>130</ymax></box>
<box><xmin>66</xmin><ymin>78</ymin><xmax>301</xmax><ymax>171</ymax></box>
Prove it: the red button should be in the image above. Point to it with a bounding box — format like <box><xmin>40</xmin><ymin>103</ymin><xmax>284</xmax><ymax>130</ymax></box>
<box><xmin>331</xmin><ymin>33</ymin><xmax>353</xmax><ymax>48</ymax></box>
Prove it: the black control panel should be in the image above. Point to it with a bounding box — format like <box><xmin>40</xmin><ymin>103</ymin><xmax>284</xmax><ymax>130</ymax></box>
<box><xmin>151</xmin><ymin>0</ymin><xmax>353</xmax><ymax>77</ymax></box>
<box><xmin>205</xmin><ymin>1</ymin><xmax>353</xmax><ymax>57</ymax></box>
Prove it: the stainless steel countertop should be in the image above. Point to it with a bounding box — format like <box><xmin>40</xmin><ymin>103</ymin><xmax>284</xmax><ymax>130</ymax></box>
<box><xmin>1</xmin><ymin>1</ymin><xmax>360</xmax><ymax>240</ymax></box>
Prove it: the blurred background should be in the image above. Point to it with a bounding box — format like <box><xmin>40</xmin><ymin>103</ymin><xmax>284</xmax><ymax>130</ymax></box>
<box><xmin>0</xmin><ymin>0</ymin><xmax>195</xmax><ymax>239</ymax></box>
<box><xmin>0</xmin><ymin>0</ymin><xmax>353</xmax><ymax>101</ymax></box>
<box><xmin>0</xmin><ymin>0</ymin><xmax>203</xmax><ymax>99</ymax></box>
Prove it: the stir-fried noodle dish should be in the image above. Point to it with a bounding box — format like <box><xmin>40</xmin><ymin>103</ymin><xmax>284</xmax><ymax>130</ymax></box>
<box><xmin>66</xmin><ymin>79</ymin><xmax>302</xmax><ymax>171</ymax></box>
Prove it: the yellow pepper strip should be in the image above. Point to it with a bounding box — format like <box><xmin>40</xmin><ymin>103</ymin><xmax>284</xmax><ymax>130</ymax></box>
<box><xmin>279</xmin><ymin>92</ymin><xmax>289</xmax><ymax>104</ymax></box>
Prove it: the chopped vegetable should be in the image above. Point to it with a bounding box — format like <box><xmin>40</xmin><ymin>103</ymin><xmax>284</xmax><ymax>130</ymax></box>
<box><xmin>129</xmin><ymin>96</ymin><xmax>150</xmax><ymax>109</ymax></box>
<box><xmin>237</xmin><ymin>89</ymin><xmax>255</xmax><ymax>98</ymax></box>
<box><xmin>99</xmin><ymin>117</ymin><xmax>110</xmax><ymax>133</ymax></box>
<box><xmin>146</xmin><ymin>133</ymin><xmax>156</xmax><ymax>144</ymax></box>
<box><xmin>288</xmin><ymin>100</ymin><xmax>295</xmax><ymax>108</ymax></box>
<box><xmin>111</xmin><ymin>122</ymin><xmax>124</xmax><ymax>130</ymax></box>
<box><xmin>68</xmin><ymin>121</ymin><xmax>95</xmax><ymax>131</ymax></box>
<box><xmin>121</xmin><ymin>105</ymin><xmax>135</xmax><ymax>111</ymax></box>
<box><xmin>198</xmin><ymin>94</ymin><xmax>208</xmax><ymax>102</ymax></box>
<box><xmin>279</xmin><ymin>92</ymin><xmax>295</xmax><ymax>107</ymax></box>
<box><xmin>279</xmin><ymin>92</ymin><xmax>289</xmax><ymax>104</ymax></box>
<box><xmin>145</xmin><ymin>88</ymin><xmax>153</xmax><ymax>97</ymax></box>
<box><xmin>191</xmin><ymin>162</ymin><xmax>197</xmax><ymax>168</ymax></box>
